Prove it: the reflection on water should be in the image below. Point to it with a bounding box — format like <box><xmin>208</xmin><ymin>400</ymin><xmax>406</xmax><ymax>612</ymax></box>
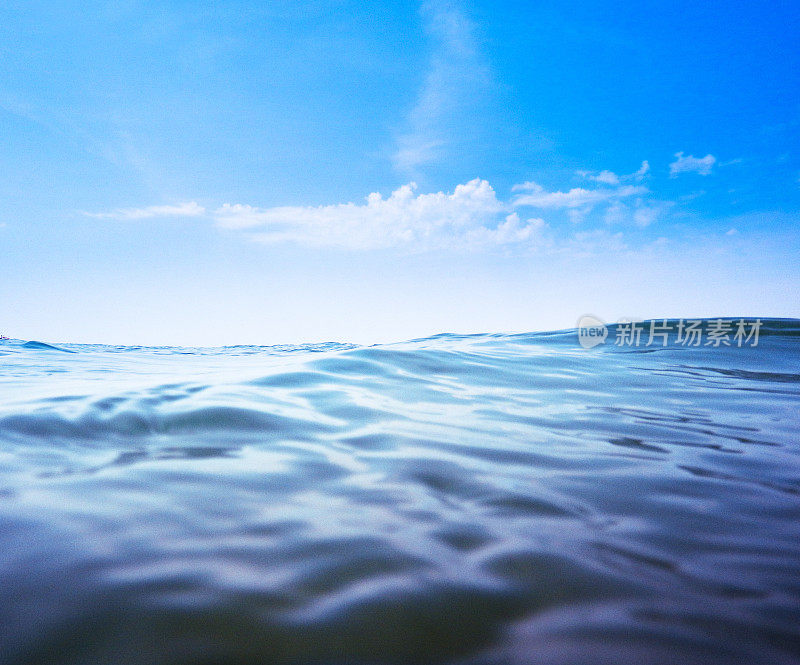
<box><xmin>0</xmin><ymin>321</ymin><xmax>799</xmax><ymax>664</ymax></box>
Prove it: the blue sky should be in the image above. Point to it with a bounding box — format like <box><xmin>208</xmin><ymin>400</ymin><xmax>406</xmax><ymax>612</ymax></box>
<box><xmin>1</xmin><ymin>0</ymin><xmax>798</xmax><ymax>345</ymax></box>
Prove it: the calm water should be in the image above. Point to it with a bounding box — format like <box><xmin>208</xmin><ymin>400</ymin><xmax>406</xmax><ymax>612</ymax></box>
<box><xmin>1</xmin><ymin>321</ymin><xmax>799</xmax><ymax>665</ymax></box>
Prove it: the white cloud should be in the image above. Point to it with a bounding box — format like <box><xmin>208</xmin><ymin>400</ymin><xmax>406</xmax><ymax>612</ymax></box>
<box><xmin>214</xmin><ymin>179</ymin><xmax>546</xmax><ymax>250</ymax></box>
<box><xmin>86</xmin><ymin>201</ymin><xmax>205</xmax><ymax>220</ymax></box>
<box><xmin>634</xmin><ymin>160</ymin><xmax>650</xmax><ymax>179</ymax></box>
<box><xmin>85</xmin><ymin>158</ymin><xmax>683</xmax><ymax>252</ymax></box>
<box><xmin>212</xmin><ymin>203</ymin><xmax>271</xmax><ymax>230</ymax></box>
<box><xmin>511</xmin><ymin>182</ymin><xmax>646</xmax><ymax>209</ymax></box>
<box><xmin>669</xmin><ymin>152</ymin><xmax>716</xmax><ymax>177</ymax></box>
<box><xmin>601</xmin><ymin>197</ymin><xmax>670</xmax><ymax>228</ymax></box>
<box><xmin>463</xmin><ymin>213</ymin><xmax>550</xmax><ymax>248</ymax></box>
<box><xmin>392</xmin><ymin>139</ymin><xmax>444</xmax><ymax>174</ymax></box>
<box><xmin>576</xmin><ymin>160</ymin><xmax>649</xmax><ymax>185</ymax></box>
<box><xmin>591</xmin><ymin>170</ymin><xmax>620</xmax><ymax>185</ymax></box>
<box><xmin>511</xmin><ymin>181</ymin><xmax>539</xmax><ymax>192</ymax></box>
<box><xmin>211</xmin><ymin>172</ymin><xmax>667</xmax><ymax>250</ymax></box>
<box><xmin>633</xmin><ymin>204</ymin><xmax>663</xmax><ymax>227</ymax></box>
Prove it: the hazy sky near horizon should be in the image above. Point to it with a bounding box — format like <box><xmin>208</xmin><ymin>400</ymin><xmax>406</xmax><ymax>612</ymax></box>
<box><xmin>1</xmin><ymin>0</ymin><xmax>799</xmax><ymax>345</ymax></box>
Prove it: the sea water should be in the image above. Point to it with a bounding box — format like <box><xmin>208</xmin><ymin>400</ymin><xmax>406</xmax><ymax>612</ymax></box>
<box><xmin>1</xmin><ymin>320</ymin><xmax>799</xmax><ymax>664</ymax></box>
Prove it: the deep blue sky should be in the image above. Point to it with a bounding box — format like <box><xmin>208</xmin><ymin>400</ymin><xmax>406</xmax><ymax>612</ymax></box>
<box><xmin>1</xmin><ymin>0</ymin><xmax>798</xmax><ymax>344</ymax></box>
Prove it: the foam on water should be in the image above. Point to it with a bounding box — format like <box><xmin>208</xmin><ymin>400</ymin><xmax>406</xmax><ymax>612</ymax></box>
<box><xmin>0</xmin><ymin>320</ymin><xmax>799</xmax><ymax>664</ymax></box>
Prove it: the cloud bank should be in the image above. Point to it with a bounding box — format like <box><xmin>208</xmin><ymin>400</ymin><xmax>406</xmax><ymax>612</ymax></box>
<box><xmin>85</xmin><ymin>156</ymin><xmax>718</xmax><ymax>252</ymax></box>
<box><xmin>215</xmin><ymin>179</ymin><xmax>545</xmax><ymax>250</ymax></box>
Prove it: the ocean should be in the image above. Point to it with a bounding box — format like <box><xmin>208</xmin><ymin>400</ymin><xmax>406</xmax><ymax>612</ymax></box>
<box><xmin>1</xmin><ymin>319</ymin><xmax>799</xmax><ymax>664</ymax></box>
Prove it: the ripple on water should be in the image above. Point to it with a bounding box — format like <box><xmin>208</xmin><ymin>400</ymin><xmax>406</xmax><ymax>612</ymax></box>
<box><xmin>0</xmin><ymin>321</ymin><xmax>799</xmax><ymax>664</ymax></box>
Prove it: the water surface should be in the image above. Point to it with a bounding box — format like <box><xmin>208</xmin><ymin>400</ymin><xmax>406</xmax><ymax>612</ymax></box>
<box><xmin>1</xmin><ymin>321</ymin><xmax>799</xmax><ymax>664</ymax></box>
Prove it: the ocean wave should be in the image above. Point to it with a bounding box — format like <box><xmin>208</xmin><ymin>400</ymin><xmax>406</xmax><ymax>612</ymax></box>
<box><xmin>0</xmin><ymin>320</ymin><xmax>799</xmax><ymax>664</ymax></box>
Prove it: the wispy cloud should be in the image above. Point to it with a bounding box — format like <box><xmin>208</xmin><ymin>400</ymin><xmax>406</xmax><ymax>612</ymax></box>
<box><xmin>86</xmin><ymin>201</ymin><xmax>206</xmax><ymax>220</ymax></box>
<box><xmin>576</xmin><ymin>160</ymin><xmax>650</xmax><ymax>185</ymax></box>
<box><xmin>634</xmin><ymin>160</ymin><xmax>651</xmax><ymax>179</ymax></box>
<box><xmin>392</xmin><ymin>1</ymin><xmax>489</xmax><ymax>174</ymax></box>
<box><xmin>632</xmin><ymin>202</ymin><xmax>671</xmax><ymax>227</ymax></box>
<box><xmin>511</xmin><ymin>182</ymin><xmax>647</xmax><ymax>209</ymax></box>
<box><xmin>601</xmin><ymin>200</ymin><xmax>670</xmax><ymax>228</ymax></box>
<box><xmin>669</xmin><ymin>152</ymin><xmax>716</xmax><ymax>177</ymax></box>
<box><xmin>589</xmin><ymin>170</ymin><xmax>620</xmax><ymax>185</ymax></box>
